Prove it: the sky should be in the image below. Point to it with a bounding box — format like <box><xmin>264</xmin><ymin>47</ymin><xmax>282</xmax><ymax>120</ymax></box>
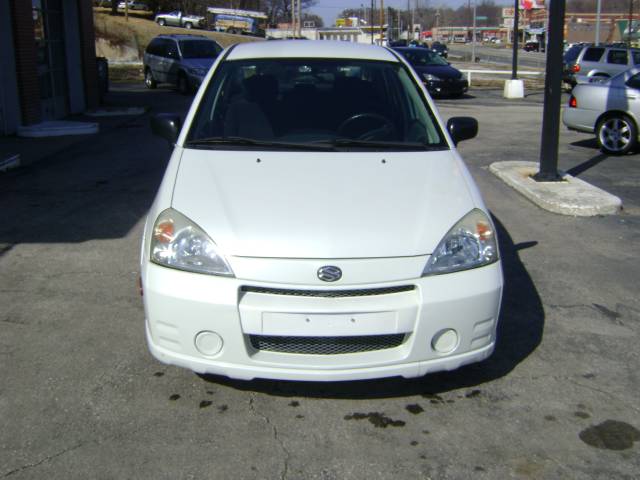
<box><xmin>309</xmin><ymin>0</ymin><xmax>478</xmax><ymax>27</ymax></box>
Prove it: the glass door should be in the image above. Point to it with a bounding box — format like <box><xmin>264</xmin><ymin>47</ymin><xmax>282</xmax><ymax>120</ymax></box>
<box><xmin>32</xmin><ymin>0</ymin><xmax>68</xmax><ymax>120</ymax></box>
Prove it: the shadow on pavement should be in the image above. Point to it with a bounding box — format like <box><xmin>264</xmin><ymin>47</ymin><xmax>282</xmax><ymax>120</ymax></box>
<box><xmin>567</xmin><ymin>152</ymin><xmax>610</xmax><ymax>177</ymax></box>
<box><xmin>0</xmin><ymin>85</ymin><xmax>190</xmax><ymax>253</ymax></box>
<box><xmin>200</xmin><ymin>215</ymin><xmax>545</xmax><ymax>399</ymax></box>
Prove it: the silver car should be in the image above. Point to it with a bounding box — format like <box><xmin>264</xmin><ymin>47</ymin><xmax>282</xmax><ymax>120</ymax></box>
<box><xmin>563</xmin><ymin>67</ymin><xmax>640</xmax><ymax>155</ymax></box>
<box><xmin>563</xmin><ymin>45</ymin><xmax>640</xmax><ymax>87</ymax></box>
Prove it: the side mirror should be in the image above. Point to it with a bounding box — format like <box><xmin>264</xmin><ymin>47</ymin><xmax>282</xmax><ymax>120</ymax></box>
<box><xmin>151</xmin><ymin>113</ymin><xmax>181</xmax><ymax>146</ymax></box>
<box><xmin>447</xmin><ymin>116</ymin><xmax>478</xmax><ymax>145</ymax></box>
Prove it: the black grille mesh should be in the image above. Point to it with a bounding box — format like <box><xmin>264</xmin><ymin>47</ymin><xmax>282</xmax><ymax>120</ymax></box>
<box><xmin>249</xmin><ymin>334</ymin><xmax>405</xmax><ymax>355</ymax></box>
<box><xmin>241</xmin><ymin>285</ymin><xmax>415</xmax><ymax>298</ymax></box>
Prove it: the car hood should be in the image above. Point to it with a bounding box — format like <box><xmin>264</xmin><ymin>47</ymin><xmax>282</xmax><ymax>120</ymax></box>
<box><xmin>413</xmin><ymin>65</ymin><xmax>462</xmax><ymax>79</ymax></box>
<box><xmin>171</xmin><ymin>149</ymin><xmax>477</xmax><ymax>259</ymax></box>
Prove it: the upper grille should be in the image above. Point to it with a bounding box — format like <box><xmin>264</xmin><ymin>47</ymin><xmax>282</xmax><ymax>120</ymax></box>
<box><xmin>249</xmin><ymin>334</ymin><xmax>406</xmax><ymax>355</ymax></box>
<box><xmin>241</xmin><ymin>285</ymin><xmax>415</xmax><ymax>298</ymax></box>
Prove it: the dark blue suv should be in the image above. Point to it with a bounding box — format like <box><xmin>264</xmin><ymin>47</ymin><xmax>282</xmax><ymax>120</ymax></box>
<box><xmin>143</xmin><ymin>34</ymin><xmax>223</xmax><ymax>93</ymax></box>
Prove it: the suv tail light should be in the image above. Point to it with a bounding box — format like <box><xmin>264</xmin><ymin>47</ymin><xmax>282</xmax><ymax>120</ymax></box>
<box><xmin>571</xmin><ymin>64</ymin><xmax>581</xmax><ymax>73</ymax></box>
<box><xmin>569</xmin><ymin>95</ymin><xmax>577</xmax><ymax>108</ymax></box>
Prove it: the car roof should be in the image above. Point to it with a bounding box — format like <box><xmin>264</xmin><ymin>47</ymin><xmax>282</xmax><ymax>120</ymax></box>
<box><xmin>226</xmin><ymin>40</ymin><xmax>399</xmax><ymax>62</ymax></box>
<box><xmin>156</xmin><ymin>34</ymin><xmax>212</xmax><ymax>41</ymax></box>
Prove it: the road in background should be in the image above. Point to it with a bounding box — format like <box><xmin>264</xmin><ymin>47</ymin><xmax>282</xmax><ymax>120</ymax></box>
<box><xmin>1</xmin><ymin>84</ymin><xmax>639</xmax><ymax>479</ymax></box>
<box><xmin>449</xmin><ymin>43</ymin><xmax>548</xmax><ymax>69</ymax></box>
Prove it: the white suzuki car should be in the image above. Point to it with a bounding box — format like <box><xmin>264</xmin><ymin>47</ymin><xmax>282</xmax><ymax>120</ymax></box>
<box><xmin>142</xmin><ymin>41</ymin><xmax>503</xmax><ymax>382</ymax></box>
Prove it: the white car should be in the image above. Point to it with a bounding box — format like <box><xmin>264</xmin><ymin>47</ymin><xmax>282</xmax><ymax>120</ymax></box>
<box><xmin>563</xmin><ymin>67</ymin><xmax>640</xmax><ymax>155</ymax></box>
<box><xmin>143</xmin><ymin>41</ymin><xmax>503</xmax><ymax>382</ymax></box>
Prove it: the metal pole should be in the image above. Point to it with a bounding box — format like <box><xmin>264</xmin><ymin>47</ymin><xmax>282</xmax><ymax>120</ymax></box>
<box><xmin>291</xmin><ymin>0</ymin><xmax>295</xmax><ymax>37</ymax></box>
<box><xmin>371</xmin><ymin>0</ymin><xmax>374</xmax><ymax>43</ymax></box>
<box><xmin>380</xmin><ymin>0</ymin><xmax>384</xmax><ymax>45</ymax></box>
<box><xmin>297</xmin><ymin>0</ymin><xmax>301</xmax><ymax>37</ymax></box>
<box><xmin>628</xmin><ymin>0</ymin><xmax>634</xmax><ymax>47</ymax></box>
<box><xmin>472</xmin><ymin>0</ymin><xmax>477</xmax><ymax>62</ymax></box>
<box><xmin>533</xmin><ymin>0</ymin><xmax>567</xmax><ymax>182</ymax></box>
<box><xmin>595</xmin><ymin>0</ymin><xmax>602</xmax><ymax>45</ymax></box>
<box><xmin>512</xmin><ymin>0</ymin><xmax>519</xmax><ymax>79</ymax></box>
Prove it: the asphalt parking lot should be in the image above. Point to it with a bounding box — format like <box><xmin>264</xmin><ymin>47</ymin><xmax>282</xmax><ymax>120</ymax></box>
<box><xmin>1</xmin><ymin>84</ymin><xmax>639</xmax><ymax>479</ymax></box>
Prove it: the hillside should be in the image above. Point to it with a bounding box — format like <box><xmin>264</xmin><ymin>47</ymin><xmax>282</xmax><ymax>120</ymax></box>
<box><xmin>94</xmin><ymin>11</ymin><xmax>263</xmax><ymax>63</ymax></box>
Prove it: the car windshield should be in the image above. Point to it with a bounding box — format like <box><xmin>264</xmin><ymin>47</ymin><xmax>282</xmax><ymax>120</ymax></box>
<box><xmin>179</xmin><ymin>40</ymin><xmax>221</xmax><ymax>59</ymax></box>
<box><xmin>398</xmin><ymin>49</ymin><xmax>449</xmax><ymax>66</ymax></box>
<box><xmin>187</xmin><ymin>58</ymin><xmax>446</xmax><ymax>151</ymax></box>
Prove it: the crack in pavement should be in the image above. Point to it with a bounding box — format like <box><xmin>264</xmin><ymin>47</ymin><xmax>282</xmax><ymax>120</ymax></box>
<box><xmin>3</xmin><ymin>441</ymin><xmax>85</xmax><ymax>477</ymax></box>
<box><xmin>248</xmin><ymin>394</ymin><xmax>291</xmax><ymax>480</ymax></box>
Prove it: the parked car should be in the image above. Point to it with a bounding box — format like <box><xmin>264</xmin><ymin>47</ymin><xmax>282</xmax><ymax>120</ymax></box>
<box><xmin>143</xmin><ymin>35</ymin><xmax>222</xmax><ymax>93</ymax></box>
<box><xmin>563</xmin><ymin>67</ymin><xmax>640</xmax><ymax>155</ymax></box>
<box><xmin>524</xmin><ymin>41</ymin><xmax>544</xmax><ymax>52</ymax></box>
<box><xmin>143</xmin><ymin>40</ymin><xmax>503</xmax><ymax>382</ymax></box>
<box><xmin>431</xmin><ymin>42</ymin><xmax>448</xmax><ymax>58</ymax></box>
<box><xmin>155</xmin><ymin>10</ymin><xmax>205</xmax><ymax>29</ymax></box>
<box><xmin>563</xmin><ymin>44</ymin><xmax>640</xmax><ymax>87</ymax></box>
<box><xmin>117</xmin><ymin>1</ymin><xmax>147</xmax><ymax>10</ymax></box>
<box><xmin>393</xmin><ymin>46</ymin><xmax>468</xmax><ymax>97</ymax></box>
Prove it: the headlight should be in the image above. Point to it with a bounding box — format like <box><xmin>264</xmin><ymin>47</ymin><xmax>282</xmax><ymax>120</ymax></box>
<box><xmin>423</xmin><ymin>73</ymin><xmax>441</xmax><ymax>82</ymax></box>
<box><xmin>150</xmin><ymin>208</ymin><xmax>234</xmax><ymax>276</ymax></box>
<box><xmin>422</xmin><ymin>209</ymin><xmax>499</xmax><ymax>276</ymax></box>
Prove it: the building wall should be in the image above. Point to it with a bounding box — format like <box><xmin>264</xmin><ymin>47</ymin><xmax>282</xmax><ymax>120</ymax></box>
<box><xmin>0</xmin><ymin>1</ymin><xmax>21</xmax><ymax>135</ymax></box>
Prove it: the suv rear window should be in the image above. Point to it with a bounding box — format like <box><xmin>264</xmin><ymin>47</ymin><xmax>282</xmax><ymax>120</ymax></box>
<box><xmin>563</xmin><ymin>45</ymin><xmax>583</xmax><ymax>63</ymax></box>
<box><xmin>607</xmin><ymin>50</ymin><xmax>628</xmax><ymax>65</ymax></box>
<box><xmin>583</xmin><ymin>47</ymin><xmax>605</xmax><ymax>62</ymax></box>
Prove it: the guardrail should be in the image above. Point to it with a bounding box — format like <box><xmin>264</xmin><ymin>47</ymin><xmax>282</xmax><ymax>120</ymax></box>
<box><xmin>460</xmin><ymin>69</ymin><xmax>543</xmax><ymax>87</ymax></box>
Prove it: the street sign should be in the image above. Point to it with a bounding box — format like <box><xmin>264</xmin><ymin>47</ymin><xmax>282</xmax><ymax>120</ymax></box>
<box><xmin>476</xmin><ymin>15</ymin><xmax>488</xmax><ymax>20</ymax></box>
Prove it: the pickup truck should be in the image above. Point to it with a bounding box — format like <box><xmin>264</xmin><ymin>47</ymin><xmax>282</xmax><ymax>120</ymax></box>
<box><xmin>155</xmin><ymin>11</ymin><xmax>205</xmax><ymax>29</ymax></box>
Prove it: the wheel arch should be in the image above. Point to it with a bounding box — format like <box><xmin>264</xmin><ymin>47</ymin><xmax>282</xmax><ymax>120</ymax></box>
<box><xmin>596</xmin><ymin>109</ymin><xmax>639</xmax><ymax>132</ymax></box>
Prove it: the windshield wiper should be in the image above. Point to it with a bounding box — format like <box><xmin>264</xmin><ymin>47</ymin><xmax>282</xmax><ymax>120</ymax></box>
<box><xmin>326</xmin><ymin>138</ymin><xmax>447</xmax><ymax>150</ymax></box>
<box><xmin>184</xmin><ymin>136</ymin><xmax>334</xmax><ymax>151</ymax></box>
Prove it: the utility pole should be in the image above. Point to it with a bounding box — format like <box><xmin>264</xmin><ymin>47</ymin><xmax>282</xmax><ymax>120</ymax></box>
<box><xmin>291</xmin><ymin>0</ymin><xmax>295</xmax><ymax>37</ymax></box>
<box><xmin>595</xmin><ymin>0</ymin><xmax>602</xmax><ymax>45</ymax></box>
<box><xmin>472</xmin><ymin>0</ymin><xmax>477</xmax><ymax>62</ymax></box>
<box><xmin>371</xmin><ymin>0</ymin><xmax>375</xmax><ymax>44</ymax></box>
<box><xmin>628</xmin><ymin>0</ymin><xmax>634</xmax><ymax>47</ymax></box>
<box><xmin>380</xmin><ymin>0</ymin><xmax>384</xmax><ymax>45</ymax></box>
<box><xmin>533</xmin><ymin>0</ymin><xmax>567</xmax><ymax>182</ymax></box>
<box><xmin>297</xmin><ymin>0</ymin><xmax>301</xmax><ymax>37</ymax></box>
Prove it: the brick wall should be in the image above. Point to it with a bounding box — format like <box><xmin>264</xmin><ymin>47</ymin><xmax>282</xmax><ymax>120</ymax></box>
<box><xmin>10</xmin><ymin>0</ymin><xmax>41</xmax><ymax>126</ymax></box>
<box><xmin>77</xmin><ymin>0</ymin><xmax>99</xmax><ymax>109</ymax></box>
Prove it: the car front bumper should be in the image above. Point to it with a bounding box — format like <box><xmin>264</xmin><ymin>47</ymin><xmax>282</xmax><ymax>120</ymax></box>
<box><xmin>142</xmin><ymin>259</ymin><xmax>503</xmax><ymax>382</ymax></box>
<box><xmin>424</xmin><ymin>78</ymin><xmax>468</xmax><ymax>96</ymax></box>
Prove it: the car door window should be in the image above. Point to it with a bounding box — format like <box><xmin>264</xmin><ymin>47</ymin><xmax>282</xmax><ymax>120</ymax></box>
<box><xmin>582</xmin><ymin>47</ymin><xmax>605</xmax><ymax>62</ymax></box>
<box><xmin>626</xmin><ymin>73</ymin><xmax>640</xmax><ymax>90</ymax></box>
<box><xmin>607</xmin><ymin>50</ymin><xmax>628</xmax><ymax>65</ymax></box>
<box><xmin>633</xmin><ymin>51</ymin><xmax>640</xmax><ymax>64</ymax></box>
<box><xmin>165</xmin><ymin>41</ymin><xmax>179</xmax><ymax>59</ymax></box>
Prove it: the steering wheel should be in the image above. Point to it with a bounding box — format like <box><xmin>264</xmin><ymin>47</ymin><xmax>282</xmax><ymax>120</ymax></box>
<box><xmin>337</xmin><ymin>113</ymin><xmax>395</xmax><ymax>140</ymax></box>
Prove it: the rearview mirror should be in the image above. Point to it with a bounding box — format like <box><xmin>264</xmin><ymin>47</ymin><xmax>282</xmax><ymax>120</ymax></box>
<box><xmin>446</xmin><ymin>116</ymin><xmax>478</xmax><ymax>145</ymax></box>
<box><xmin>151</xmin><ymin>114</ymin><xmax>181</xmax><ymax>146</ymax></box>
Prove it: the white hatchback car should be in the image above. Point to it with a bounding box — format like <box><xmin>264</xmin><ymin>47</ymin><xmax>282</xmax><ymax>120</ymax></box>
<box><xmin>143</xmin><ymin>41</ymin><xmax>503</xmax><ymax>382</ymax></box>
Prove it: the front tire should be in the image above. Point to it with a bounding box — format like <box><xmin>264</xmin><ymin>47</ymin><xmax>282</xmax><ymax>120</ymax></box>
<box><xmin>158</xmin><ymin>19</ymin><xmax>166</xmax><ymax>26</ymax></box>
<box><xmin>596</xmin><ymin>114</ymin><xmax>637</xmax><ymax>155</ymax></box>
<box><xmin>185</xmin><ymin>22</ymin><xmax>192</xmax><ymax>29</ymax></box>
<box><xmin>144</xmin><ymin>68</ymin><xmax>156</xmax><ymax>89</ymax></box>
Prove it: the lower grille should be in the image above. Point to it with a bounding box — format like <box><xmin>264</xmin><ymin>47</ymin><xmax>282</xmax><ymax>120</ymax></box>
<box><xmin>249</xmin><ymin>334</ymin><xmax>405</xmax><ymax>355</ymax></box>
